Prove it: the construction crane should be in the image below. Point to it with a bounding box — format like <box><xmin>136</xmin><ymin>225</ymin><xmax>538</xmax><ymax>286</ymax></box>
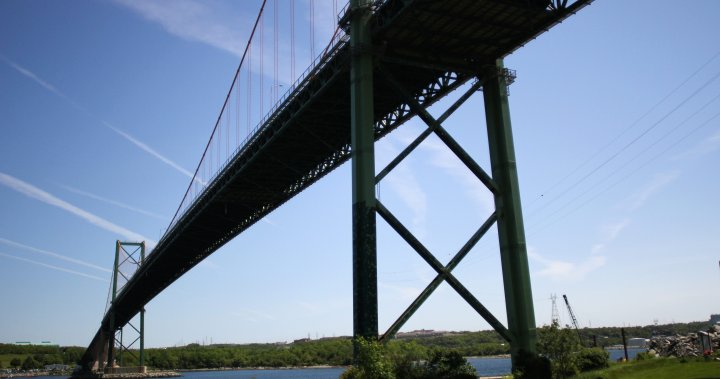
<box><xmin>563</xmin><ymin>294</ymin><xmax>583</xmax><ymax>343</ymax></box>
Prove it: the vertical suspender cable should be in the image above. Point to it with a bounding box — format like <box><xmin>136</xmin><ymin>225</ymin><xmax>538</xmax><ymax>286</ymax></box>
<box><xmin>226</xmin><ymin>96</ymin><xmax>230</xmax><ymax>159</ymax></box>
<box><xmin>168</xmin><ymin>0</ymin><xmax>267</xmax><ymax>229</ymax></box>
<box><xmin>274</xmin><ymin>0</ymin><xmax>278</xmax><ymax>104</ymax></box>
<box><xmin>217</xmin><ymin>106</ymin><xmax>221</xmax><ymax>169</ymax></box>
<box><xmin>290</xmin><ymin>0</ymin><xmax>295</xmax><ymax>82</ymax></box>
<box><xmin>260</xmin><ymin>11</ymin><xmax>264</xmax><ymax>117</ymax></box>
<box><xmin>310</xmin><ymin>0</ymin><xmax>315</xmax><ymax>60</ymax></box>
<box><xmin>236</xmin><ymin>72</ymin><xmax>239</xmax><ymax>147</ymax></box>
<box><xmin>248</xmin><ymin>40</ymin><xmax>252</xmax><ymax>136</ymax></box>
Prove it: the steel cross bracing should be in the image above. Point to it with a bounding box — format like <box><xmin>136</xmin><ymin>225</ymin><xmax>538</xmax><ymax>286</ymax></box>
<box><xmin>373</xmin><ymin>66</ymin><xmax>509</xmax><ymax>342</ymax></box>
<box><xmin>102</xmin><ymin>241</ymin><xmax>146</xmax><ymax>371</ymax></box>
<box><xmin>80</xmin><ymin>0</ymin><xmax>592</xmax><ymax>372</ymax></box>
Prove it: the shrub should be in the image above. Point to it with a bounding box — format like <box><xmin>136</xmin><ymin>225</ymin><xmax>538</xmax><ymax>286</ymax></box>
<box><xmin>340</xmin><ymin>338</ymin><xmax>394</xmax><ymax>379</ymax></box>
<box><xmin>576</xmin><ymin>348</ymin><xmax>609</xmax><ymax>371</ymax></box>
<box><xmin>634</xmin><ymin>351</ymin><xmax>655</xmax><ymax>361</ymax></box>
<box><xmin>419</xmin><ymin>350</ymin><xmax>477</xmax><ymax>379</ymax></box>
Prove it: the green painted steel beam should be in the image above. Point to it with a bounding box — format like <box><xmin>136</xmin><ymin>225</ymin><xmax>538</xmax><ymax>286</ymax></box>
<box><xmin>350</xmin><ymin>0</ymin><xmax>378</xmax><ymax>350</ymax></box>
<box><xmin>482</xmin><ymin>60</ymin><xmax>538</xmax><ymax>372</ymax></box>
<box><xmin>376</xmin><ymin>201</ymin><xmax>512</xmax><ymax>342</ymax></box>
<box><xmin>380</xmin><ymin>212</ymin><xmax>497</xmax><ymax>342</ymax></box>
<box><xmin>107</xmin><ymin>241</ymin><xmax>147</xmax><ymax>370</ymax></box>
<box><xmin>105</xmin><ymin>241</ymin><xmax>121</xmax><ymax>370</ymax></box>
<box><xmin>139</xmin><ymin>242</ymin><xmax>145</xmax><ymax>367</ymax></box>
<box><xmin>377</xmin><ymin>66</ymin><xmax>498</xmax><ymax>193</ymax></box>
<box><xmin>375</xmin><ymin>79</ymin><xmax>483</xmax><ymax>184</ymax></box>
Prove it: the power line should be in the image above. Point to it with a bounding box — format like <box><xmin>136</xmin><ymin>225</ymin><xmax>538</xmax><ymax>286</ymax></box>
<box><xmin>528</xmin><ymin>90</ymin><xmax>720</xmax><ymax>233</ymax></box>
<box><xmin>527</xmin><ymin>68</ymin><xmax>720</xmax><ymax>219</ymax></box>
<box><xmin>529</xmin><ymin>108</ymin><xmax>720</xmax><ymax>236</ymax></box>
<box><xmin>526</xmin><ymin>49</ymin><xmax>720</xmax><ymax>210</ymax></box>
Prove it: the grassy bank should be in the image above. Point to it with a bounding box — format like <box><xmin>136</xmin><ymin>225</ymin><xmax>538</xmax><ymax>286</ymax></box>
<box><xmin>574</xmin><ymin>357</ymin><xmax>720</xmax><ymax>379</ymax></box>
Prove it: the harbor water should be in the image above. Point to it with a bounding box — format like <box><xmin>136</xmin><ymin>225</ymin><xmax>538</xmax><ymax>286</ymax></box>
<box><xmin>19</xmin><ymin>349</ymin><xmax>647</xmax><ymax>379</ymax></box>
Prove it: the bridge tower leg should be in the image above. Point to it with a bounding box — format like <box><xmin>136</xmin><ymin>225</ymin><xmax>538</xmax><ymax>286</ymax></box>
<box><xmin>105</xmin><ymin>241</ymin><xmax>146</xmax><ymax>372</ymax></box>
<box><xmin>483</xmin><ymin>60</ymin><xmax>539</xmax><ymax>372</ymax></box>
<box><xmin>362</xmin><ymin>58</ymin><xmax>543</xmax><ymax>374</ymax></box>
<box><xmin>105</xmin><ymin>241</ymin><xmax>121</xmax><ymax>371</ymax></box>
<box><xmin>350</xmin><ymin>0</ymin><xmax>378</xmax><ymax>355</ymax></box>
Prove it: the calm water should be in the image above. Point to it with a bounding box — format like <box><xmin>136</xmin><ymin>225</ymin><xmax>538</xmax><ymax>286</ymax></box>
<box><xmin>25</xmin><ymin>357</ymin><xmax>512</xmax><ymax>379</ymax></box>
<box><xmin>26</xmin><ymin>350</ymin><xmax>644</xmax><ymax>379</ymax></box>
<box><xmin>176</xmin><ymin>358</ymin><xmax>513</xmax><ymax>379</ymax></box>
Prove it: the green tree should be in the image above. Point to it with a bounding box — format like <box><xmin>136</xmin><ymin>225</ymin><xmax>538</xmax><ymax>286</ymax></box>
<box><xmin>10</xmin><ymin>357</ymin><xmax>22</xmax><ymax>369</ymax></box>
<box><xmin>340</xmin><ymin>338</ymin><xmax>395</xmax><ymax>379</ymax></box>
<box><xmin>21</xmin><ymin>356</ymin><xmax>39</xmax><ymax>371</ymax></box>
<box><xmin>419</xmin><ymin>350</ymin><xmax>477</xmax><ymax>379</ymax></box>
<box><xmin>576</xmin><ymin>347</ymin><xmax>609</xmax><ymax>371</ymax></box>
<box><xmin>537</xmin><ymin>321</ymin><xmax>581</xmax><ymax>379</ymax></box>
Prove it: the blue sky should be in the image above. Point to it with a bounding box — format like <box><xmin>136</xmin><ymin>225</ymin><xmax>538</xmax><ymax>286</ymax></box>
<box><xmin>1</xmin><ymin>0</ymin><xmax>719</xmax><ymax>347</ymax></box>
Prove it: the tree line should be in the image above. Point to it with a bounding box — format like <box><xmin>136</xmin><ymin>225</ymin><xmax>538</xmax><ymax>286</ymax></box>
<box><xmin>0</xmin><ymin>319</ymin><xmax>712</xmax><ymax>371</ymax></box>
<box><xmin>0</xmin><ymin>344</ymin><xmax>84</xmax><ymax>370</ymax></box>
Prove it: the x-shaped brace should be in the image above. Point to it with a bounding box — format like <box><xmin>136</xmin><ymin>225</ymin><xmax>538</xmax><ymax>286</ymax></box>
<box><xmin>374</xmin><ymin>64</ymin><xmax>513</xmax><ymax>343</ymax></box>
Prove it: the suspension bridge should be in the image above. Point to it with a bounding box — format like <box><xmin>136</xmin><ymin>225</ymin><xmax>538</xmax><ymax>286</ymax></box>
<box><xmin>77</xmin><ymin>0</ymin><xmax>591</xmax><ymax>375</ymax></box>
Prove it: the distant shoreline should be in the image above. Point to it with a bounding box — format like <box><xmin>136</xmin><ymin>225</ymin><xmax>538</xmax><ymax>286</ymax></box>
<box><xmin>1</xmin><ymin>371</ymin><xmax>66</xmax><ymax>378</ymax></box>
<box><xmin>177</xmin><ymin>365</ymin><xmax>345</xmax><ymax>372</ymax></box>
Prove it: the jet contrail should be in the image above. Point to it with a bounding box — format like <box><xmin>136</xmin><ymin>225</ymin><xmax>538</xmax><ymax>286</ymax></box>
<box><xmin>0</xmin><ymin>54</ymin><xmax>89</xmax><ymax>114</ymax></box>
<box><xmin>0</xmin><ymin>172</ymin><xmax>156</xmax><ymax>247</ymax></box>
<box><xmin>0</xmin><ymin>55</ymin><xmax>202</xmax><ymax>186</ymax></box>
<box><xmin>61</xmin><ymin>184</ymin><xmax>168</xmax><ymax>221</ymax></box>
<box><xmin>0</xmin><ymin>252</ymin><xmax>107</xmax><ymax>282</ymax></box>
<box><xmin>103</xmin><ymin>121</ymin><xmax>205</xmax><ymax>186</ymax></box>
<box><xmin>0</xmin><ymin>237</ymin><xmax>110</xmax><ymax>273</ymax></box>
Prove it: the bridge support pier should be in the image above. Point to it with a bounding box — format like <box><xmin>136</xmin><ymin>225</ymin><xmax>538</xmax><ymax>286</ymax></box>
<box><xmin>105</xmin><ymin>241</ymin><xmax>147</xmax><ymax>372</ymax></box>
<box><xmin>363</xmin><ymin>57</ymin><xmax>542</xmax><ymax>373</ymax></box>
<box><xmin>483</xmin><ymin>60</ymin><xmax>541</xmax><ymax>374</ymax></box>
<box><xmin>349</xmin><ymin>0</ymin><xmax>378</xmax><ymax>355</ymax></box>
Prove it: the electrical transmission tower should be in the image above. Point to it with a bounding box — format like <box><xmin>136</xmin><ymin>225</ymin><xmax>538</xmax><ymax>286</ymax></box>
<box><xmin>550</xmin><ymin>294</ymin><xmax>560</xmax><ymax>325</ymax></box>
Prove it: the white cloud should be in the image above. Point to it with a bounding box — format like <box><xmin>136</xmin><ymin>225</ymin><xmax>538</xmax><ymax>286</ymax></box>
<box><xmin>673</xmin><ymin>129</ymin><xmax>720</xmax><ymax>159</ymax></box>
<box><xmin>113</xmin><ymin>0</ymin><xmax>248</xmax><ymax>57</ymax></box>
<box><xmin>384</xmin><ymin>166</ymin><xmax>428</xmax><ymax>236</ymax></box>
<box><xmin>590</xmin><ymin>243</ymin><xmax>605</xmax><ymax>255</ymax></box>
<box><xmin>0</xmin><ymin>237</ymin><xmax>110</xmax><ymax>273</ymax></box>
<box><xmin>0</xmin><ymin>172</ymin><xmax>156</xmax><ymax>247</ymax></box>
<box><xmin>529</xmin><ymin>248</ymin><xmax>606</xmax><ymax>281</ymax></box>
<box><xmin>602</xmin><ymin>218</ymin><xmax>631</xmax><ymax>241</ymax></box>
<box><xmin>377</xmin><ymin>139</ymin><xmax>428</xmax><ymax>238</ymax></box>
<box><xmin>629</xmin><ymin>171</ymin><xmax>679</xmax><ymax>210</ymax></box>
<box><xmin>0</xmin><ymin>252</ymin><xmax>107</xmax><ymax>282</ymax></box>
<box><xmin>419</xmin><ymin>137</ymin><xmax>495</xmax><ymax>214</ymax></box>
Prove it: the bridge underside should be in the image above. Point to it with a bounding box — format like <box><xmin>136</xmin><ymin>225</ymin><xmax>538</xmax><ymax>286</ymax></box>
<box><xmin>81</xmin><ymin>0</ymin><xmax>590</xmax><ymax>372</ymax></box>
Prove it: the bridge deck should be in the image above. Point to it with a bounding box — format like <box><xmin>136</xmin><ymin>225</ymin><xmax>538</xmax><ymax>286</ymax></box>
<box><xmin>83</xmin><ymin>0</ymin><xmax>590</xmax><ymax>366</ymax></box>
